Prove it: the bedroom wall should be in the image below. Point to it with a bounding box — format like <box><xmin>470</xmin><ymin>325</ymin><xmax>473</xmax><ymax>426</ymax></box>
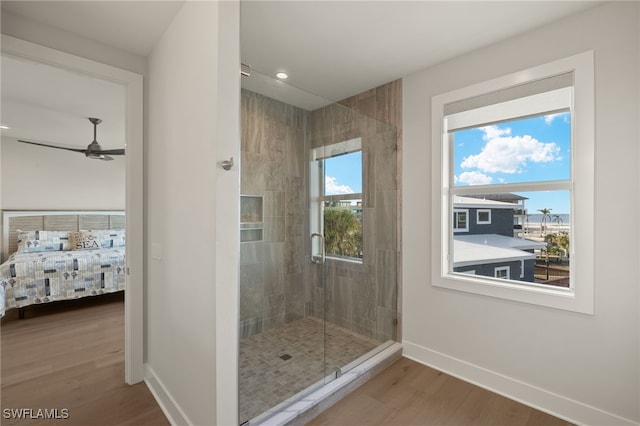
<box><xmin>0</xmin><ymin>137</ymin><xmax>125</xmax><ymax>210</ymax></box>
<box><xmin>402</xmin><ymin>2</ymin><xmax>639</xmax><ymax>425</ymax></box>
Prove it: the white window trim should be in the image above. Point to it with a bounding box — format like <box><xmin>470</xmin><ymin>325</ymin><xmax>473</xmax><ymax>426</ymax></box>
<box><xmin>431</xmin><ymin>51</ymin><xmax>594</xmax><ymax>315</ymax></box>
<box><xmin>453</xmin><ymin>209</ymin><xmax>469</xmax><ymax>232</ymax></box>
<box><xmin>494</xmin><ymin>266</ymin><xmax>510</xmax><ymax>280</ymax></box>
<box><xmin>310</xmin><ymin>138</ymin><xmax>364</xmax><ymax>263</ymax></box>
<box><xmin>476</xmin><ymin>209</ymin><xmax>491</xmax><ymax>225</ymax></box>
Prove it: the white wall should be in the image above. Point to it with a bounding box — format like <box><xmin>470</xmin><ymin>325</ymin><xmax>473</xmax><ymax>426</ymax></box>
<box><xmin>145</xmin><ymin>2</ymin><xmax>239</xmax><ymax>424</ymax></box>
<box><xmin>1</xmin><ymin>137</ymin><xmax>125</xmax><ymax>210</ymax></box>
<box><xmin>403</xmin><ymin>2</ymin><xmax>639</xmax><ymax>425</ymax></box>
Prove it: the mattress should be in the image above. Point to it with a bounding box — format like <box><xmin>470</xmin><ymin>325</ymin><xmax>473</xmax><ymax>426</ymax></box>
<box><xmin>0</xmin><ymin>247</ymin><xmax>126</xmax><ymax>317</ymax></box>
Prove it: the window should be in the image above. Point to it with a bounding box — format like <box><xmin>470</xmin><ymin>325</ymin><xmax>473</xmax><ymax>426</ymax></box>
<box><xmin>476</xmin><ymin>209</ymin><xmax>491</xmax><ymax>225</ymax></box>
<box><xmin>431</xmin><ymin>51</ymin><xmax>594</xmax><ymax>314</ymax></box>
<box><xmin>494</xmin><ymin>266</ymin><xmax>510</xmax><ymax>280</ymax></box>
<box><xmin>310</xmin><ymin>138</ymin><xmax>363</xmax><ymax>261</ymax></box>
<box><xmin>453</xmin><ymin>209</ymin><xmax>468</xmax><ymax>232</ymax></box>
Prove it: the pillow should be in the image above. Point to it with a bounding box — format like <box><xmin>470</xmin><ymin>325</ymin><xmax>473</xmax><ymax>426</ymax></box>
<box><xmin>93</xmin><ymin>229</ymin><xmax>126</xmax><ymax>248</ymax></box>
<box><xmin>70</xmin><ymin>231</ymin><xmax>101</xmax><ymax>251</ymax></box>
<box><xmin>70</xmin><ymin>229</ymin><xmax>125</xmax><ymax>250</ymax></box>
<box><xmin>16</xmin><ymin>230</ymin><xmax>71</xmax><ymax>253</ymax></box>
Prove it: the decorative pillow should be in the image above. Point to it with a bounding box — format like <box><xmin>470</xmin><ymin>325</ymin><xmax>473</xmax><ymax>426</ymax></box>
<box><xmin>70</xmin><ymin>231</ymin><xmax>102</xmax><ymax>251</ymax></box>
<box><xmin>92</xmin><ymin>229</ymin><xmax>126</xmax><ymax>248</ymax></box>
<box><xmin>16</xmin><ymin>230</ymin><xmax>71</xmax><ymax>253</ymax></box>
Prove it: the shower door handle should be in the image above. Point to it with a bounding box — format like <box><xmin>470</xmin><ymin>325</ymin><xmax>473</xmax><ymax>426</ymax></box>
<box><xmin>311</xmin><ymin>233</ymin><xmax>325</xmax><ymax>264</ymax></box>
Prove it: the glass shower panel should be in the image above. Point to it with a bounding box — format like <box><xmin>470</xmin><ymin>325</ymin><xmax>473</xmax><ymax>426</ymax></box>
<box><xmin>308</xmin><ymin>103</ymin><xmax>398</xmax><ymax>384</ymax></box>
<box><xmin>238</xmin><ymin>68</ymin><xmax>398</xmax><ymax>424</ymax></box>
<box><xmin>239</xmin><ymin>71</ymin><xmax>329</xmax><ymax>424</ymax></box>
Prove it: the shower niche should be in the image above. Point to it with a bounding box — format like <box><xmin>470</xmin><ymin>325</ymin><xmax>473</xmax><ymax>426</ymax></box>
<box><xmin>240</xmin><ymin>195</ymin><xmax>263</xmax><ymax>242</ymax></box>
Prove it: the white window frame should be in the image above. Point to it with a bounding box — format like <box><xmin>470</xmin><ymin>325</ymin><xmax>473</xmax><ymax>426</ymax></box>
<box><xmin>494</xmin><ymin>266</ymin><xmax>510</xmax><ymax>280</ymax></box>
<box><xmin>476</xmin><ymin>209</ymin><xmax>491</xmax><ymax>225</ymax></box>
<box><xmin>520</xmin><ymin>259</ymin><xmax>525</xmax><ymax>279</ymax></box>
<box><xmin>453</xmin><ymin>209</ymin><xmax>469</xmax><ymax>232</ymax></box>
<box><xmin>431</xmin><ymin>51</ymin><xmax>594</xmax><ymax>315</ymax></box>
<box><xmin>310</xmin><ymin>138</ymin><xmax>363</xmax><ymax>263</ymax></box>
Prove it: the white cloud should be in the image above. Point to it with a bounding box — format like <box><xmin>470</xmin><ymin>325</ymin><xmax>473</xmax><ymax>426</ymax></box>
<box><xmin>456</xmin><ymin>171</ymin><xmax>493</xmax><ymax>186</ymax></box>
<box><xmin>325</xmin><ymin>176</ymin><xmax>354</xmax><ymax>195</ymax></box>
<box><xmin>460</xmin><ymin>125</ymin><xmax>560</xmax><ymax>174</ymax></box>
<box><xmin>544</xmin><ymin>112</ymin><xmax>569</xmax><ymax>125</ymax></box>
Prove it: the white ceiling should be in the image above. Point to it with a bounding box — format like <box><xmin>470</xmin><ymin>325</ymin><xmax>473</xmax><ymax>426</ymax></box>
<box><xmin>0</xmin><ymin>0</ymin><xmax>602</xmax><ymax>146</ymax></box>
<box><xmin>1</xmin><ymin>1</ymin><xmax>185</xmax><ymax>57</ymax></box>
<box><xmin>1</xmin><ymin>55</ymin><xmax>126</xmax><ymax>149</ymax></box>
<box><xmin>240</xmin><ymin>1</ymin><xmax>601</xmax><ymax>104</ymax></box>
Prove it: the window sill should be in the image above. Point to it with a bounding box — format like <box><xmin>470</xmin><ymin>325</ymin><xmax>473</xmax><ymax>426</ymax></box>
<box><xmin>433</xmin><ymin>272</ymin><xmax>592</xmax><ymax>314</ymax></box>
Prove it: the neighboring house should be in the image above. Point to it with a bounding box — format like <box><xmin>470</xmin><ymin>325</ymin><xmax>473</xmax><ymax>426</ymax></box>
<box><xmin>452</xmin><ymin>195</ymin><xmax>546</xmax><ymax>282</ymax></box>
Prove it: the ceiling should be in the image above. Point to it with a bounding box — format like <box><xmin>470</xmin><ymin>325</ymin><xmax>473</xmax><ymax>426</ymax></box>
<box><xmin>1</xmin><ymin>0</ymin><xmax>602</xmax><ymax>146</ymax></box>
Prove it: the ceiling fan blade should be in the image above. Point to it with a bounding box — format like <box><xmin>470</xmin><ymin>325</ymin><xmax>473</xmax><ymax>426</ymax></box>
<box><xmin>99</xmin><ymin>148</ymin><xmax>125</xmax><ymax>155</ymax></box>
<box><xmin>17</xmin><ymin>139</ymin><xmax>86</xmax><ymax>153</ymax></box>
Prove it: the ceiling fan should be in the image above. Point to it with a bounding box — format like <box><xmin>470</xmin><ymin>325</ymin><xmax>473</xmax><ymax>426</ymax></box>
<box><xmin>17</xmin><ymin>117</ymin><xmax>125</xmax><ymax>161</ymax></box>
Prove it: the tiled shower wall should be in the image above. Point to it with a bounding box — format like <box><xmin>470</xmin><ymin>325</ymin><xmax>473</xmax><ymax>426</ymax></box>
<box><xmin>239</xmin><ymin>81</ymin><xmax>401</xmax><ymax>341</ymax></box>
<box><xmin>240</xmin><ymin>89</ymin><xmax>308</xmax><ymax>338</ymax></box>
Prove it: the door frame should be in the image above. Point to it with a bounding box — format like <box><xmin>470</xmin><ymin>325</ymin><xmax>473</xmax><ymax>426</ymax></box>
<box><xmin>1</xmin><ymin>35</ymin><xmax>145</xmax><ymax>384</ymax></box>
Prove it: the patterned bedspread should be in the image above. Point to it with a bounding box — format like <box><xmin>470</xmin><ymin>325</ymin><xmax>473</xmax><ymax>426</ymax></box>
<box><xmin>0</xmin><ymin>247</ymin><xmax>126</xmax><ymax>317</ymax></box>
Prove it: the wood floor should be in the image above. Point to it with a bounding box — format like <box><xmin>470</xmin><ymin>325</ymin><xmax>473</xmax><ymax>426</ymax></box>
<box><xmin>2</xmin><ymin>295</ymin><xmax>572</xmax><ymax>426</ymax></box>
<box><xmin>1</xmin><ymin>293</ymin><xmax>168</xmax><ymax>426</ymax></box>
<box><xmin>308</xmin><ymin>357</ymin><xmax>573</xmax><ymax>426</ymax></box>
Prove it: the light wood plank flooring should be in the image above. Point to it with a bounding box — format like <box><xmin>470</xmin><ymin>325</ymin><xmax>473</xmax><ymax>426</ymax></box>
<box><xmin>1</xmin><ymin>293</ymin><xmax>168</xmax><ymax>426</ymax></box>
<box><xmin>308</xmin><ymin>357</ymin><xmax>573</xmax><ymax>426</ymax></box>
<box><xmin>3</xmin><ymin>295</ymin><xmax>572</xmax><ymax>426</ymax></box>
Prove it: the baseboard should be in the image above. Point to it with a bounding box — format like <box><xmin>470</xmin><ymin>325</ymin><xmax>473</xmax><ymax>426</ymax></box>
<box><xmin>403</xmin><ymin>341</ymin><xmax>639</xmax><ymax>426</ymax></box>
<box><xmin>144</xmin><ymin>364</ymin><xmax>192</xmax><ymax>426</ymax></box>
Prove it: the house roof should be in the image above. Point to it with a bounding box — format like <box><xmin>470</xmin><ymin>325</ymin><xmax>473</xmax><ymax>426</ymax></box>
<box><xmin>465</xmin><ymin>193</ymin><xmax>528</xmax><ymax>203</ymax></box>
<box><xmin>453</xmin><ymin>195</ymin><xmax>520</xmax><ymax>210</ymax></box>
<box><xmin>453</xmin><ymin>234</ymin><xmax>546</xmax><ymax>267</ymax></box>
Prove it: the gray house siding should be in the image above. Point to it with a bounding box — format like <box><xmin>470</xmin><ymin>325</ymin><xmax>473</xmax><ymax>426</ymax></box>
<box><xmin>454</xmin><ymin>259</ymin><xmax>526</xmax><ymax>281</ymax></box>
<box><xmin>455</xmin><ymin>207</ymin><xmax>515</xmax><ymax>236</ymax></box>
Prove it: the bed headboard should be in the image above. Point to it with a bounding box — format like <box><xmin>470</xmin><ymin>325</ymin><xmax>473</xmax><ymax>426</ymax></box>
<box><xmin>1</xmin><ymin>210</ymin><xmax>125</xmax><ymax>262</ymax></box>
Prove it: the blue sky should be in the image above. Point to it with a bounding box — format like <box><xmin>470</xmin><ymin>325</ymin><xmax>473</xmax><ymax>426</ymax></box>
<box><xmin>322</xmin><ymin>113</ymin><xmax>571</xmax><ymax>214</ymax></box>
<box><xmin>324</xmin><ymin>151</ymin><xmax>362</xmax><ymax>195</ymax></box>
<box><xmin>453</xmin><ymin>112</ymin><xmax>571</xmax><ymax>214</ymax></box>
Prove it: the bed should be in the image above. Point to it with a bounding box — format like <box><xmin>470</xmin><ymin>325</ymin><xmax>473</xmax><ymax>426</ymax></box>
<box><xmin>0</xmin><ymin>211</ymin><xmax>126</xmax><ymax>318</ymax></box>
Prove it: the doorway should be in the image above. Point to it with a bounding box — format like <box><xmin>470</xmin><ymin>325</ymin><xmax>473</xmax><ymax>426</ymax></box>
<box><xmin>0</xmin><ymin>35</ymin><xmax>144</xmax><ymax>384</ymax></box>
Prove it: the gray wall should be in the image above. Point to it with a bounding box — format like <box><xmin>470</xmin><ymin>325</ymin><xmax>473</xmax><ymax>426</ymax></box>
<box><xmin>240</xmin><ymin>89</ymin><xmax>308</xmax><ymax>338</ymax></box>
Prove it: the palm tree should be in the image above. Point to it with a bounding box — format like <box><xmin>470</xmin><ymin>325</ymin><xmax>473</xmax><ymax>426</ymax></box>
<box><xmin>538</xmin><ymin>208</ymin><xmax>552</xmax><ymax>236</ymax></box>
<box><xmin>552</xmin><ymin>214</ymin><xmax>563</xmax><ymax>233</ymax></box>
<box><xmin>324</xmin><ymin>208</ymin><xmax>362</xmax><ymax>258</ymax></box>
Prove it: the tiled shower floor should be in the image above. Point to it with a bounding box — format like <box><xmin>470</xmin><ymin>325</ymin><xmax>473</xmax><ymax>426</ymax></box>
<box><xmin>239</xmin><ymin>317</ymin><xmax>381</xmax><ymax>423</ymax></box>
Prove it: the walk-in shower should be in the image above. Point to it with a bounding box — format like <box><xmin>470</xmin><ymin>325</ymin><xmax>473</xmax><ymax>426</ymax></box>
<box><xmin>239</xmin><ymin>68</ymin><xmax>400</xmax><ymax>424</ymax></box>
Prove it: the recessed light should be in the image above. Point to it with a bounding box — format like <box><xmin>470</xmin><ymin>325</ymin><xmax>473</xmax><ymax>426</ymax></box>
<box><xmin>276</xmin><ymin>72</ymin><xmax>288</xmax><ymax>80</ymax></box>
<box><xmin>0</xmin><ymin>125</ymin><xmax>9</xmax><ymax>130</ymax></box>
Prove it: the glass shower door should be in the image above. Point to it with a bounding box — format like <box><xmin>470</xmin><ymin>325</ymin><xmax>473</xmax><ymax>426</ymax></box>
<box><xmin>238</xmin><ymin>74</ymin><xmax>327</xmax><ymax>424</ymax></box>
<box><xmin>239</xmin><ymin>68</ymin><xmax>398</xmax><ymax>424</ymax></box>
<box><xmin>309</xmin><ymin>103</ymin><xmax>399</xmax><ymax>384</ymax></box>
